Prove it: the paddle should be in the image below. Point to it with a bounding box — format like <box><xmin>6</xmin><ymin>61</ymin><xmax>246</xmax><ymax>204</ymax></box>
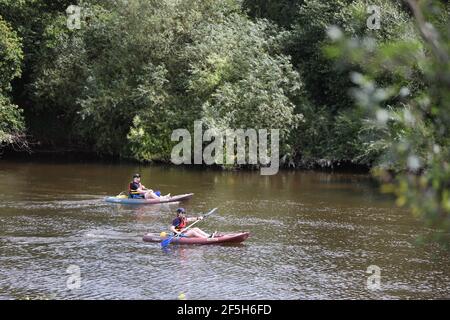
<box><xmin>161</xmin><ymin>208</ymin><xmax>218</xmax><ymax>248</ymax></box>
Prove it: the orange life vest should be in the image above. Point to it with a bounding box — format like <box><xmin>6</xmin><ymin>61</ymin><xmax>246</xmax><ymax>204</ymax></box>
<box><xmin>175</xmin><ymin>217</ymin><xmax>187</xmax><ymax>231</ymax></box>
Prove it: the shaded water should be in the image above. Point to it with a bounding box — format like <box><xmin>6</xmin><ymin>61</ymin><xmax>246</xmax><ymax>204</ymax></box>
<box><xmin>0</xmin><ymin>160</ymin><xmax>449</xmax><ymax>300</ymax></box>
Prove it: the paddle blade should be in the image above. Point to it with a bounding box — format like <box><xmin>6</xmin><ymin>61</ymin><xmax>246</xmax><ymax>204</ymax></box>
<box><xmin>206</xmin><ymin>208</ymin><xmax>218</xmax><ymax>216</ymax></box>
<box><xmin>161</xmin><ymin>236</ymin><xmax>173</xmax><ymax>248</ymax></box>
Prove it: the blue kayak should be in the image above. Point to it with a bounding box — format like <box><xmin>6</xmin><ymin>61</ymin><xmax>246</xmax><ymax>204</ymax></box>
<box><xmin>104</xmin><ymin>193</ymin><xmax>194</xmax><ymax>205</ymax></box>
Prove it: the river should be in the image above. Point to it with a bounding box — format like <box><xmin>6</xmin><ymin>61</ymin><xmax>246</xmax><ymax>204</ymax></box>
<box><xmin>0</xmin><ymin>160</ymin><xmax>448</xmax><ymax>299</ymax></box>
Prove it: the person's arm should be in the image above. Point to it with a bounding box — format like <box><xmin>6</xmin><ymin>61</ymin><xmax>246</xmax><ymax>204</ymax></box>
<box><xmin>171</xmin><ymin>218</ymin><xmax>182</xmax><ymax>234</ymax></box>
<box><xmin>136</xmin><ymin>186</ymin><xmax>146</xmax><ymax>194</ymax></box>
<box><xmin>137</xmin><ymin>185</ymin><xmax>152</xmax><ymax>194</ymax></box>
<box><xmin>169</xmin><ymin>225</ymin><xmax>180</xmax><ymax>234</ymax></box>
<box><xmin>139</xmin><ymin>186</ymin><xmax>153</xmax><ymax>193</ymax></box>
<box><xmin>130</xmin><ymin>182</ymin><xmax>145</xmax><ymax>194</ymax></box>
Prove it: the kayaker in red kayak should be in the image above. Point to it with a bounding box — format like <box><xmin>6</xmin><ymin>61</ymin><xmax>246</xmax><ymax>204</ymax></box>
<box><xmin>129</xmin><ymin>173</ymin><xmax>170</xmax><ymax>200</ymax></box>
<box><xmin>170</xmin><ymin>208</ymin><xmax>217</xmax><ymax>239</ymax></box>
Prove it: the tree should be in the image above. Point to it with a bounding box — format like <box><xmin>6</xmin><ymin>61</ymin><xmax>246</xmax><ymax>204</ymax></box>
<box><xmin>33</xmin><ymin>0</ymin><xmax>304</xmax><ymax>163</ymax></box>
<box><xmin>0</xmin><ymin>15</ymin><xmax>25</xmax><ymax>149</ymax></box>
<box><xmin>129</xmin><ymin>13</ymin><xmax>303</xmax><ymax>163</ymax></box>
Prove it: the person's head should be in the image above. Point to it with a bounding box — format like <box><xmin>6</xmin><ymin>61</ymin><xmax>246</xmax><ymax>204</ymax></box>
<box><xmin>133</xmin><ymin>173</ymin><xmax>141</xmax><ymax>182</ymax></box>
<box><xmin>176</xmin><ymin>208</ymin><xmax>186</xmax><ymax>217</ymax></box>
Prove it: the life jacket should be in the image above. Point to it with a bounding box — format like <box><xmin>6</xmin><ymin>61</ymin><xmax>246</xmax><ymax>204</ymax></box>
<box><xmin>175</xmin><ymin>217</ymin><xmax>187</xmax><ymax>231</ymax></box>
<box><xmin>129</xmin><ymin>182</ymin><xmax>141</xmax><ymax>195</ymax></box>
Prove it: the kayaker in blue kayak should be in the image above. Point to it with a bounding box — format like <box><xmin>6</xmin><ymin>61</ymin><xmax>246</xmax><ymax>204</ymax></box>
<box><xmin>128</xmin><ymin>173</ymin><xmax>170</xmax><ymax>200</ymax></box>
<box><xmin>170</xmin><ymin>208</ymin><xmax>217</xmax><ymax>239</ymax></box>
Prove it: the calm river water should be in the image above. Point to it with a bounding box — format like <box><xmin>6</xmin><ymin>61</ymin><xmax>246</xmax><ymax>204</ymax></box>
<box><xmin>0</xmin><ymin>160</ymin><xmax>448</xmax><ymax>299</ymax></box>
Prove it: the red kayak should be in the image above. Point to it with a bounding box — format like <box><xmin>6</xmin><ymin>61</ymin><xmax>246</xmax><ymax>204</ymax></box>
<box><xmin>143</xmin><ymin>232</ymin><xmax>250</xmax><ymax>245</ymax></box>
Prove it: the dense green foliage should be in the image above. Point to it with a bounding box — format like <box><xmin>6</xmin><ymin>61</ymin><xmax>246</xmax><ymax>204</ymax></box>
<box><xmin>243</xmin><ymin>0</ymin><xmax>421</xmax><ymax>167</ymax></box>
<box><xmin>282</xmin><ymin>0</ymin><xmax>419</xmax><ymax>166</ymax></box>
<box><xmin>0</xmin><ymin>0</ymin><xmax>449</xmax><ymax>243</ymax></box>
<box><xmin>327</xmin><ymin>0</ymin><xmax>450</xmax><ymax>245</ymax></box>
<box><xmin>0</xmin><ymin>0</ymin><xmax>72</xmax><ymax>147</ymax></box>
<box><xmin>22</xmin><ymin>0</ymin><xmax>302</xmax><ymax>160</ymax></box>
<box><xmin>0</xmin><ymin>15</ymin><xmax>25</xmax><ymax>147</ymax></box>
<box><xmin>0</xmin><ymin>0</ymin><xmax>423</xmax><ymax>166</ymax></box>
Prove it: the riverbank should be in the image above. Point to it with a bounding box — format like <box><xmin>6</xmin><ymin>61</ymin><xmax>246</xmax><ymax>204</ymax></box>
<box><xmin>1</xmin><ymin>148</ymin><xmax>371</xmax><ymax>174</ymax></box>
